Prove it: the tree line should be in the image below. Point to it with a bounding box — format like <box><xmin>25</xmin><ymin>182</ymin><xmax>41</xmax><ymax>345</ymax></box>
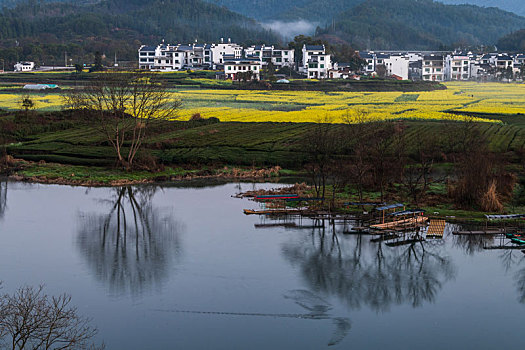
<box><xmin>303</xmin><ymin>112</ymin><xmax>522</xmax><ymax>212</ymax></box>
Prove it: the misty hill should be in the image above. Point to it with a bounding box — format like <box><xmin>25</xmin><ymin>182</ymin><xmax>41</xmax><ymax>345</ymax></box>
<box><xmin>205</xmin><ymin>0</ymin><xmax>363</xmax><ymax>22</ymax></box>
<box><xmin>316</xmin><ymin>0</ymin><xmax>525</xmax><ymax>50</ymax></box>
<box><xmin>0</xmin><ymin>0</ymin><xmax>278</xmax><ymax>66</ymax></box>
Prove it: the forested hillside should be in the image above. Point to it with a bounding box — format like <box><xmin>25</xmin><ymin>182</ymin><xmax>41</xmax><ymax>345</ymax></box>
<box><xmin>316</xmin><ymin>0</ymin><xmax>525</xmax><ymax>50</ymax></box>
<box><xmin>441</xmin><ymin>0</ymin><xmax>525</xmax><ymax>16</ymax></box>
<box><xmin>497</xmin><ymin>29</ymin><xmax>525</xmax><ymax>52</ymax></box>
<box><xmin>0</xmin><ymin>0</ymin><xmax>278</xmax><ymax>67</ymax></box>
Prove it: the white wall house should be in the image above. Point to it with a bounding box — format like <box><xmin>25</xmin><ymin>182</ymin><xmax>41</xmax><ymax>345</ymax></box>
<box><xmin>139</xmin><ymin>43</ymin><xmax>215</xmax><ymax>71</ymax></box>
<box><xmin>359</xmin><ymin>52</ymin><xmax>375</xmax><ymax>74</ymax></box>
<box><xmin>384</xmin><ymin>54</ymin><xmax>410</xmax><ymax>80</ymax></box>
<box><xmin>496</xmin><ymin>54</ymin><xmax>514</xmax><ymax>70</ymax></box>
<box><xmin>138</xmin><ymin>45</ymin><xmax>156</xmax><ymax>69</ymax></box>
<box><xmin>422</xmin><ymin>54</ymin><xmax>445</xmax><ymax>81</ymax></box>
<box><xmin>14</xmin><ymin>61</ymin><xmax>35</xmax><ymax>72</ymax></box>
<box><xmin>445</xmin><ymin>54</ymin><xmax>471</xmax><ymax>81</ymax></box>
<box><xmin>301</xmin><ymin>45</ymin><xmax>331</xmax><ymax>79</ymax></box>
<box><xmin>245</xmin><ymin>45</ymin><xmax>295</xmax><ymax>69</ymax></box>
<box><xmin>224</xmin><ymin>56</ymin><xmax>262</xmax><ymax>81</ymax></box>
<box><xmin>210</xmin><ymin>39</ymin><xmax>243</xmax><ymax>65</ymax></box>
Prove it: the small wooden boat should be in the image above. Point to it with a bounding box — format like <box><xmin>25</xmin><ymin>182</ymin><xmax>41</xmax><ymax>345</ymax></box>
<box><xmin>506</xmin><ymin>233</ymin><xmax>525</xmax><ymax>239</ymax></box>
<box><xmin>511</xmin><ymin>237</ymin><xmax>525</xmax><ymax>245</ymax></box>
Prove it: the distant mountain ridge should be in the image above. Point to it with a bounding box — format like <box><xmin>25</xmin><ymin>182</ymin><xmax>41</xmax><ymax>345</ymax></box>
<box><xmin>0</xmin><ymin>0</ymin><xmax>278</xmax><ymax>66</ymax></box>
<box><xmin>317</xmin><ymin>0</ymin><xmax>525</xmax><ymax>50</ymax></box>
<box><xmin>440</xmin><ymin>0</ymin><xmax>525</xmax><ymax>16</ymax></box>
<box><xmin>205</xmin><ymin>0</ymin><xmax>525</xmax><ymax>20</ymax></box>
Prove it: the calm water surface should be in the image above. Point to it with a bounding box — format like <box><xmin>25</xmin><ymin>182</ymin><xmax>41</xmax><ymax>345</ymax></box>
<box><xmin>0</xmin><ymin>180</ymin><xmax>524</xmax><ymax>349</ymax></box>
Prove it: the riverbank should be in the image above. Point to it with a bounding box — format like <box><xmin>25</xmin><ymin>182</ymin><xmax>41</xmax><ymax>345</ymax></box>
<box><xmin>1</xmin><ymin>157</ymin><xmax>288</xmax><ymax>187</ymax></box>
<box><xmin>2</xmin><ymin>158</ymin><xmax>523</xmax><ymax>223</ymax></box>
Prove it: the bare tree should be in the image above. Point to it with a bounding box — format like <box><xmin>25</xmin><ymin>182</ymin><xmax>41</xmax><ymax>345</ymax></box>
<box><xmin>400</xmin><ymin>131</ymin><xmax>441</xmax><ymax>206</ymax></box>
<box><xmin>0</xmin><ymin>284</ymin><xmax>101</xmax><ymax>350</ymax></box>
<box><xmin>63</xmin><ymin>72</ymin><xmax>181</xmax><ymax>169</ymax></box>
<box><xmin>303</xmin><ymin>119</ymin><xmax>342</xmax><ymax>199</ymax></box>
<box><xmin>343</xmin><ymin>110</ymin><xmax>373</xmax><ymax>202</ymax></box>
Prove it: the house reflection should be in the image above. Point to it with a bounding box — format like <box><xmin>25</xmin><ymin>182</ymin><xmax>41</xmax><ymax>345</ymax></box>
<box><xmin>282</xmin><ymin>220</ymin><xmax>456</xmax><ymax>313</ymax></box>
<box><xmin>77</xmin><ymin>186</ymin><xmax>183</xmax><ymax>296</ymax></box>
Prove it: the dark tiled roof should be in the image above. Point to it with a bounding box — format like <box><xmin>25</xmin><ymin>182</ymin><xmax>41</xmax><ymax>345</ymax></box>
<box><xmin>305</xmin><ymin>45</ymin><xmax>324</xmax><ymax>51</ymax></box>
<box><xmin>423</xmin><ymin>55</ymin><xmax>443</xmax><ymax>60</ymax></box>
<box><xmin>139</xmin><ymin>46</ymin><xmax>156</xmax><ymax>52</ymax></box>
<box><xmin>497</xmin><ymin>54</ymin><xmax>513</xmax><ymax>61</ymax></box>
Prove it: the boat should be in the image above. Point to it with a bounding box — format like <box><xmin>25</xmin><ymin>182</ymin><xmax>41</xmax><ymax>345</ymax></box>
<box><xmin>511</xmin><ymin>237</ymin><xmax>525</xmax><ymax>245</ymax></box>
<box><xmin>505</xmin><ymin>232</ymin><xmax>525</xmax><ymax>239</ymax></box>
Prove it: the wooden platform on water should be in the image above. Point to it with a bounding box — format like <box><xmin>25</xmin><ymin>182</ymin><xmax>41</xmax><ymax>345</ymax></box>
<box><xmin>427</xmin><ymin>219</ymin><xmax>446</xmax><ymax>237</ymax></box>
<box><xmin>370</xmin><ymin>216</ymin><xmax>428</xmax><ymax>230</ymax></box>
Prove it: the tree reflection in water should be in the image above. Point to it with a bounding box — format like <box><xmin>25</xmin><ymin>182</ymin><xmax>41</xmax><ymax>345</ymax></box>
<box><xmin>0</xmin><ymin>180</ymin><xmax>6</xmax><ymax>220</ymax></box>
<box><xmin>282</xmin><ymin>220</ymin><xmax>456</xmax><ymax>313</ymax></box>
<box><xmin>77</xmin><ymin>186</ymin><xmax>183</xmax><ymax>296</ymax></box>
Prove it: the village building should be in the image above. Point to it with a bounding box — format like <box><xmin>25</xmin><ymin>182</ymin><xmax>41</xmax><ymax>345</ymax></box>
<box><xmin>14</xmin><ymin>61</ymin><xmax>35</xmax><ymax>72</ymax></box>
<box><xmin>445</xmin><ymin>54</ymin><xmax>471</xmax><ymax>81</ymax></box>
<box><xmin>422</xmin><ymin>54</ymin><xmax>445</xmax><ymax>81</ymax></box>
<box><xmin>301</xmin><ymin>45</ymin><xmax>332</xmax><ymax>79</ymax></box>
<box><xmin>245</xmin><ymin>45</ymin><xmax>295</xmax><ymax>69</ymax></box>
<box><xmin>223</xmin><ymin>55</ymin><xmax>262</xmax><ymax>81</ymax></box>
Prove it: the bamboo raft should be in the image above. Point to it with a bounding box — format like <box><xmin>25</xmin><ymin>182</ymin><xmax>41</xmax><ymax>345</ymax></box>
<box><xmin>370</xmin><ymin>216</ymin><xmax>428</xmax><ymax>230</ymax></box>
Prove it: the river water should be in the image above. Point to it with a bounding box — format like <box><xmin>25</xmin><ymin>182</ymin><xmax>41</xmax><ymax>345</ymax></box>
<box><xmin>0</xmin><ymin>180</ymin><xmax>524</xmax><ymax>349</ymax></box>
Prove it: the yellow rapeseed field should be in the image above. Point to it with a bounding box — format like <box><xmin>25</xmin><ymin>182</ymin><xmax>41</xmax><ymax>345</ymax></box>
<box><xmin>1</xmin><ymin>81</ymin><xmax>524</xmax><ymax>123</ymax></box>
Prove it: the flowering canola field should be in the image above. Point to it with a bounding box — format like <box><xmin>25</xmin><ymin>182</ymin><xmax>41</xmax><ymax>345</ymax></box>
<box><xmin>1</xmin><ymin>81</ymin><xmax>525</xmax><ymax>123</ymax></box>
<box><xmin>174</xmin><ymin>82</ymin><xmax>525</xmax><ymax>123</ymax></box>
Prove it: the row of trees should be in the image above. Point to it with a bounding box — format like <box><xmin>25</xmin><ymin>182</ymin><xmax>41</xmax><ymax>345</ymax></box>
<box><xmin>303</xmin><ymin>112</ymin><xmax>519</xmax><ymax>211</ymax></box>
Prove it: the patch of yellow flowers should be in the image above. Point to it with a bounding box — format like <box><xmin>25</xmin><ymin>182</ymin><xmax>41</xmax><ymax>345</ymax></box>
<box><xmin>1</xmin><ymin>81</ymin><xmax>525</xmax><ymax>123</ymax></box>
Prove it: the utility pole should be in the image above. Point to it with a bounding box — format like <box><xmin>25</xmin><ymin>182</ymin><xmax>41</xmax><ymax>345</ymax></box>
<box><xmin>64</xmin><ymin>52</ymin><xmax>67</xmax><ymax>67</ymax></box>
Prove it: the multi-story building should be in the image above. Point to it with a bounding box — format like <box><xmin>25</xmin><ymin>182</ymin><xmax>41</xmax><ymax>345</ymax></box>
<box><xmin>224</xmin><ymin>55</ymin><xmax>262</xmax><ymax>81</ymax></box>
<box><xmin>360</xmin><ymin>52</ymin><xmax>375</xmax><ymax>74</ymax></box>
<box><xmin>138</xmin><ymin>46</ymin><xmax>157</xmax><ymax>70</ymax></box>
<box><xmin>302</xmin><ymin>45</ymin><xmax>331</xmax><ymax>79</ymax></box>
<box><xmin>210</xmin><ymin>39</ymin><xmax>243</xmax><ymax>65</ymax></box>
<box><xmin>245</xmin><ymin>45</ymin><xmax>295</xmax><ymax>69</ymax></box>
<box><xmin>139</xmin><ymin>40</ymin><xmax>240</xmax><ymax>70</ymax></box>
<box><xmin>445</xmin><ymin>54</ymin><xmax>471</xmax><ymax>81</ymax></box>
<box><xmin>359</xmin><ymin>52</ymin><xmax>409</xmax><ymax>80</ymax></box>
<box><xmin>384</xmin><ymin>54</ymin><xmax>410</xmax><ymax>80</ymax></box>
<box><xmin>495</xmin><ymin>54</ymin><xmax>514</xmax><ymax>70</ymax></box>
<box><xmin>422</xmin><ymin>54</ymin><xmax>445</xmax><ymax>81</ymax></box>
